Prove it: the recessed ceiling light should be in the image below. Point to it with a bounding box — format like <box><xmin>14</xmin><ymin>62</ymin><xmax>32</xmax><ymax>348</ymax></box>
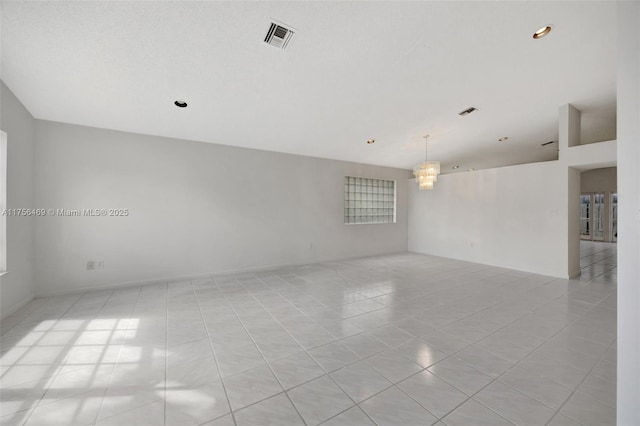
<box><xmin>467</xmin><ymin>168</ymin><xmax>475</xmax><ymax>172</ymax></box>
<box><xmin>366</xmin><ymin>139</ymin><xmax>375</xmax><ymax>144</ymax></box>
<box><xmin>174</xmin><ymin>100</ymin><xmax>188</xmax><ymax>108</ymax></box>
<box><xmin>533</xmin><ymin>25</ymin><xmax>552</xmax><ymax>39</ymax></box>
<box><xmin>498</xmin><ymin>137</ymin><xmax>509</xmax><ymax>142</ymax></box>
<box><xmin>452</xmin><ymin>165</ymin><xmax>460</xmax><ymax>169</ymax></box>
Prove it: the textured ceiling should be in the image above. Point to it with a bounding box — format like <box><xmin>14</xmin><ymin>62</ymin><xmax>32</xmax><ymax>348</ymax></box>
<box><xmin>0</xmin><ymin>1</ymin><xmax>617</xmax><ymax>172</ymax></box>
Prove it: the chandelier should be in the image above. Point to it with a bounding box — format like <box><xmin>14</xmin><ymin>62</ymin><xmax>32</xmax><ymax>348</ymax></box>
<box><xmin>413</xmin><ymin>135</ymin><xmax>440</xmax><ymax>190</ymax></box>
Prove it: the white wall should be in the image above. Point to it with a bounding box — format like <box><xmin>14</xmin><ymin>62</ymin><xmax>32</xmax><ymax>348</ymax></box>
<box><xmin>33</xmin><ymin>120</ymin><xmax>410</xmax><ymax>295</ymax></box>
<box><xmin>581</xmin><ymin>167</ymin><xmax>617</xmax><ymax>193</ymax></box>
<box><xmin>562</xmin><ymin>139</ymin><xmax>616</xmax><ymax>168</ymax></box>
<box><xmin>567</xmin><ymin>167</ymin><xmax>581</xmax><ymax>277</ymax></box>
<box><xmin>407</xmin><ymin>100</ymin><xmax>616</xmax><ymax>280</ymax></box>
<box><xmin>408</xmin><ymin>160</ymin><xmax>567</xmax><ymax>278</ymax></box>
<box><xmin>0</xmin><ymin>82</ymin><xmax>36</xmax><ymax>318</ymax></box>
<box><xmin>617</xmin><ymin>1</ymin><xmax>640</xmax><ymax>423</ymax></box>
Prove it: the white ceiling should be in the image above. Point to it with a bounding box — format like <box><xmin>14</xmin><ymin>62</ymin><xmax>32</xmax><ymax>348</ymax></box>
<box><xmin>1</xmin><ymin>1</ymin><xmax>617</xmax><ymax>172</ymax></box>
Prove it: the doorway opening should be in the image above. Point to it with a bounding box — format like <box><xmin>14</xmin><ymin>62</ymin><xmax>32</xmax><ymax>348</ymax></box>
<box><xmin>580</xmin><ymin>168</ymin><xmax>617</xmax><ymax>243</ymax></box>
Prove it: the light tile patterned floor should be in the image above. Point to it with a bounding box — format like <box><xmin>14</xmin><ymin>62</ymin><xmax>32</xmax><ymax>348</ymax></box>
<box><xmin>0</xmin><ymin>242</ymin><xmax>616</xmax><ymax>425</ymax></box>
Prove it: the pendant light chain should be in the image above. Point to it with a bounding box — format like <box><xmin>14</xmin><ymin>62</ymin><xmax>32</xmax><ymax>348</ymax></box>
<box><xmin>424</xmin><ymin>135</ymin><xmax>429</xmax><ymax>162</ymax></box>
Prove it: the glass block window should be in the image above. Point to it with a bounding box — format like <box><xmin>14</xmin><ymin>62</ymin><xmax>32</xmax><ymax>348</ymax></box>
<box><xmin>344</xmin><ymin>176</ymin><xmax>396</xmax><ymax>224</ymax></box>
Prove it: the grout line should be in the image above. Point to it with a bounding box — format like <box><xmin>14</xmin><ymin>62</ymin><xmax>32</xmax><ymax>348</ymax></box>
<box><xmin>65</xmin><ymin>307</ymin><xmax>115</xmax><ymax>424</ymax></box>
<box><xmin>213</xmin><ymin>278</ymin><xmax>308</xmax><ymax>426</ymax></box>
<box><xmin>190</xmin><ymin>278</ymin><xmax>238</xmax><ymax>426</ymax></box>
<box><xmin>163</xmin><ymin>282</ymin><xmax>169</xmax><ymax>426</ymax></box>
<box><xmin>463</xmin><ymin>296</ymin><xmax>614</xmax><ymax>424</ymax></box>
<box><xmin>235</xmin><ymin>260</ymin><xmax>564</xmax><ymax>423</ymax></box>
<box><xmin>317</xmin><ymin>405</ymin><xmax>375</xmax><ymax>425</ymax></box>
<box><xmin>245</xmin><ymin>284</ymin><xmax>381</xmax><ymax>425</ymax></box>
<box><xmin>93</xmin><ymin>286</ymin><xmax>144</xmax><ymax>424</ymax></box>
<box><xmin>544</xmin><ymin>332</ymin><xmax>617</xmax><ymax>425</ymax></box>
<box><xmin>18</xmin><ymin>291</ymin><xmax>112</xmax><ymax>425</ymax></box>
<box><xmin>389</xmin><ymin>254</ymin><xmax>617</xmax><ymax>423</ymax></box>
<box><xmin>0</xmin><ymin>245</ymin><xmax>617</xmax><ymax>426</ymax></box>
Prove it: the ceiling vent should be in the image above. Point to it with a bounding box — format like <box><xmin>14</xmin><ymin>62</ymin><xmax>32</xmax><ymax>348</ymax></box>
<box><xmin>264</xmin><ymin>22</ymin><xmax>294</xmax><ymax>49</ymax></box>
<box><xmin>458</xmin><ymin>107</ymin><xmax>478</xmax><ymax>116</ymax></box>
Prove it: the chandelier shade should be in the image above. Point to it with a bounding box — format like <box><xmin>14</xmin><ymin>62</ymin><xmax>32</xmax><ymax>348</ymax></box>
<box><xmin>413</xmin><ymin>135</ymin><xmax>440</xmax><ymax>190</ymax></box>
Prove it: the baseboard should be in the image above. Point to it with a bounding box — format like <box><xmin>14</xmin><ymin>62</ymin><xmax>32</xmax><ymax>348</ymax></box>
<box><xmin>1</xmin><ymin>294</ymin><xmax>35</xmax><ymax>320</ymax></box>
<box><xmin>407</xmin><ymin>250</ymin><xmax>565</xmax><ymax>279</ymax></box>
<box><xmin>35</xmin><ymin>271</ymin><xmax>215</xmax><ymax>298</ymax></box>
<box><xmin>569</xmin><ymin>269</ymin><xmax>582</xmax><ymax>279</ymax></box>
<box><xmin>35</xmin><ymin>250</ymin><xmax>410</xmax><ymax>298</ymax></box>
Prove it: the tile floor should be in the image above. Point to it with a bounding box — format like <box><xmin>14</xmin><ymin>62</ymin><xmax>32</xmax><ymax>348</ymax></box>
<box><xmin>0</xmin><ymin>242</ymin><xmax>617</xmax><ymax>425</ymax></box>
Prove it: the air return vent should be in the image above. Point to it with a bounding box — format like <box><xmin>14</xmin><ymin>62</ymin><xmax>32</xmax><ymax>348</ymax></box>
<box><xmin>264</xmin><ymin>22</ymin><xmax>294</xmax><ymax>49</ymax></box>
<box><xmin>458</xmin><ymin>107</ymin><xmax>478</xmax><ymax>116</ymax></box>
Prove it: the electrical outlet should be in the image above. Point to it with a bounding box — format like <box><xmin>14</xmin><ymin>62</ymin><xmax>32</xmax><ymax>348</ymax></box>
<box><xmin>87</xmin><ymin>261</ymin><xmax>95</xmax><ymax>270</ymax></box>
<box><xmin>97</xmin><ymin>260</ymin><xmax>104</xmax><ymax>269</ymax></box>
